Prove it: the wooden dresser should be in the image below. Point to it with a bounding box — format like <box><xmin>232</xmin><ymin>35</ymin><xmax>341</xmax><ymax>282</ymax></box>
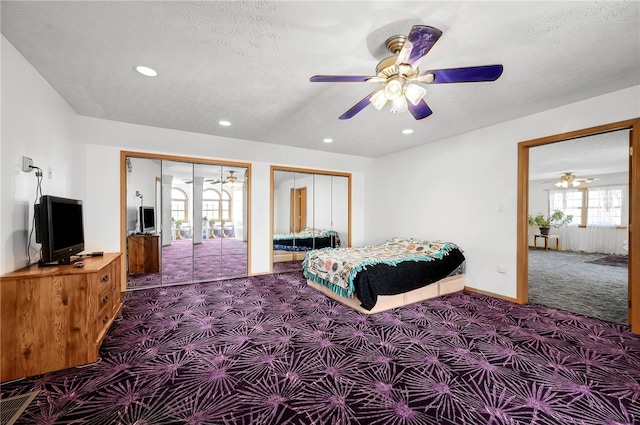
<box><xmin>127</xmin><ymin>235</ymin><xmax>160</xmax><ymax>274</ymax></box>
<box><xmin>1</xmin><ymin>253</ymin><xmax>122</xmax><ymax>382</ymax></box>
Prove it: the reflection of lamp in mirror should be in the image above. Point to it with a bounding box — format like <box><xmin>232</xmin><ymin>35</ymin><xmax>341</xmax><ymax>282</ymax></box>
<box><xmin>134</xmin><ymin>191</ymin><xmax>143</xmax><ymax>234</ymax></box>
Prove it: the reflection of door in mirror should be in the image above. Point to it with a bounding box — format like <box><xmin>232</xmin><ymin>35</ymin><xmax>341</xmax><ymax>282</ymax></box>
<box><xmin>123</xmin><ymin>152</ymin><xmax>250</xmax><ymax>290</ymax></box>
<box><xmin>271</xmin><ymin>166</ymin><xmax>351</xmax><ymax>273</ymax></box>
<box><xmin>290</xmin><ymin>187</ymin><xmax>307</xmax><ymax>232</ymax></box>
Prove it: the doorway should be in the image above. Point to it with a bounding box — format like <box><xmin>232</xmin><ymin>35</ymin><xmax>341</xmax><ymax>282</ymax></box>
<box><xmin>528</xmin><ymin>132</ymin><xmax>629</xmax><ymax>324</ymax></box>
<box><xmin>517</xmin><ymin>118</ymin><xmax>640</xmax><ymax>334</ymax></box>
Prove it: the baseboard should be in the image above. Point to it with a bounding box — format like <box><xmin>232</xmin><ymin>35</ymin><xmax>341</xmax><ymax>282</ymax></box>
<box><xmin>464</xmin><ymin>286</ymin><xmax>518</xmax><ymax>303</ymax></box>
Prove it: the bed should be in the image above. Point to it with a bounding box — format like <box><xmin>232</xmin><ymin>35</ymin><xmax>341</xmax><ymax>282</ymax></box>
<box><xmin>303</xmin><ymin>238</ymin><xmax>465</xmax><ymax>314</ymax></box>
<box><xmin>273</xmin><ymin>228</ymin><xmax>340</xmax><ymax>262</ymax></box>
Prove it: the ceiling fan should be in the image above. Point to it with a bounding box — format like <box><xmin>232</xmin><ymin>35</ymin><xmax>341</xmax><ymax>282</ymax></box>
<box><xmin>310</xmin><ymin>25</ymin><xmax>503</xmax><ymax>120</ymax></box>
<box><xmin>209</xmin><ymin>170</ymin><xmax>245</xmax><ymax>185</ymax></box>
<box><xmin>184</xmin><ymin>170</ymin><xmax>245</xmax><ymax>185</ymax></box>
<box><xmin>550</xmin><ymin>172</ymin><xmax>598</xmax><ymax>188</ymax></box>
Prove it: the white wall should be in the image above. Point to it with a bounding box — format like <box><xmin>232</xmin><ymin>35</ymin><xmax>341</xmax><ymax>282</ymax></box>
<box><xmin>126</xmin><ymin>157</ymin><xmax>161</xmax><ymax>234</ymax></box>
<box><xmin>1</xmin><ymin>35</ymin><xmax>372</xmax><ymax>275</ymax></box>
<box><xmin>1</xmin><ymin>36</ymin><xmax>84</xmax><ymax>273</ymax></box>
<box><xmin>366</xmin><ymin>85</ymin><xmax>640</xmax><ymax>299</ymax></box>
<box><xmin>78</xmin><ymin>120</ymin><xmax>370</xmax><ymax>276</ymax></box>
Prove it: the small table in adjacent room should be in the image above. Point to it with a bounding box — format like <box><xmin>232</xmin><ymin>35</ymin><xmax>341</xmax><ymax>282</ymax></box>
<box><xmin>534</xmin><ymin>234</ymin><xmax>559</xmax><ymax>251</ymax></box>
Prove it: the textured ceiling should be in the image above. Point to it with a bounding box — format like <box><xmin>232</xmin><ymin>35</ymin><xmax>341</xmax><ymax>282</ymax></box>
<box><xmin>529</xmin><ymin>130</ymin><xmax>630</xmax><ymax>181</ymax></box>
<box><xmin>1</xmin><ymin>1</ymin><xmax>639</xmax><ymax>161</ymax></box>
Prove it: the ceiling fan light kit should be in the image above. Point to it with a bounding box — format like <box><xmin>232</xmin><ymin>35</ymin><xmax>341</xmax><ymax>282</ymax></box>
<box><xmin>555</xmin><ymin>179</ymin><xmax>581</xmax><ymax>188</ymax></box>
<box><xmin>553</xmin><ymin>172</ymin><xmax>596</xmax><ymax>188</ymax></box>
<box><xmin>404</xmin><ymin>83</ymin><xmax>427</xmax><ymax>105</ymax></box>
<box><xmin>310</xmin><ymin>24</ymin><xmax>503</xmax><ymax>120</ymax></box>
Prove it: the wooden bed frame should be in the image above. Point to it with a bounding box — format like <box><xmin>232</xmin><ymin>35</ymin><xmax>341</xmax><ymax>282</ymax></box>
<box><xmin>307</xmin><ymin>274</ymin><xmax>465</xmax><ymax>314</ymax></box>
<box><xmin>273</xmin><ymin>250</ymin><xmax>306</xmax><ymax>262</ymax></box>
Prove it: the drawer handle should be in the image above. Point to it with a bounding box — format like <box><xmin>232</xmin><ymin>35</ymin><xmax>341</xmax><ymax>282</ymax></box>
<box><xmin>102</xmin><ymin>296</ymin><xmax>110</xmax><ymax>304</ymax></box>
<box><xmin>102</xmin><ymin>275</ymin><xmax>110</xmax><ymax>283</ymax></box>
<box><xmin>103</xmin><ymin>316</ymin><xmax>110</xmax><ymax>324</ymax></box>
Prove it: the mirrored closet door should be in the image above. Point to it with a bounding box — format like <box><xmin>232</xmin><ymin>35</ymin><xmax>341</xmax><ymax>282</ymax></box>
<box><xmin>271</xmin><ymin>166</ymin><xmax>351</xmax><ymax>273</ymax></box>
<box><xmin>123</xmin><ymin>152</ymin><xmax>250</xmax><ymax>290</ymax></box>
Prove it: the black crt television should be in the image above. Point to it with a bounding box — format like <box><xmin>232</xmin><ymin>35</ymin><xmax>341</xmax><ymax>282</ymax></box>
<box><xmin>35</xmin><ymin>195</ymin><xmax>85</xmax><ymax>264</ymax></box>
<box><xmin>139</xmin><ymin>206</ymin><xmax>155</xmax><ymax>234</ymax></box>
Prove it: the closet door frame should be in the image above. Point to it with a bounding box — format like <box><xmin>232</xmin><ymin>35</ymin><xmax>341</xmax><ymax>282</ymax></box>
<box><xmin>120</xmin><ymin>151</ymin><xmax>252</xmax><ymax>291</ymax></box>
<box><xmin>270</xmin><ymin>165</ymin><xmax>352</xmax><ymax>272</ymax></box>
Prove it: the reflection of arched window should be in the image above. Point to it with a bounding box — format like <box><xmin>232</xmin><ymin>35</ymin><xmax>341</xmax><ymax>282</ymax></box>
<box><xmin>171</xmin><ymin>188</ymin><xmax>188</xmax><ymax>222</ymax></box>
<box><xmin>202</xmin><ymin>189</ymin><xmax>232</xmax><ymax>221</ymax></box>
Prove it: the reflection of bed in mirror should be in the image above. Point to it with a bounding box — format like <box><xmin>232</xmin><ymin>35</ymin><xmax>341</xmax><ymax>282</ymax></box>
<box><xmin>273</xmin><ymin>228</ymin><xmax>340</xmax><ymax>263</ymax></box>
<box><xmin>271</xmin><ymin>166</ymin><xmax>351</xmax><ymax>270</ymax></box>
<box><xmin>303</xmin><ymin>238</ymin><xmax>466</xmax><ymax>314</ymax></box>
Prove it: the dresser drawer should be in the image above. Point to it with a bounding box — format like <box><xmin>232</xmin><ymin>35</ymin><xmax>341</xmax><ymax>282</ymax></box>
<box><xmin>97</xmin><ymin>267</ymin><xmax>115</xmax><ymax>294</ymax></box>
<box><xmin>97</xmin><ymin>288</ymin><xmax>115</xmax><ymax>313</ymax></box>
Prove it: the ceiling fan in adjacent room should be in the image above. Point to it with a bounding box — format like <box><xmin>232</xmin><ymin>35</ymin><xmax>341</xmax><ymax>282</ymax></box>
<box><xmin>551</xmin><ymin>172</ymin><xmax>598</xmax><ymax>188</ymax></box>
<box><xmin>310</xmin><ymin>25</ymin><xmax>503</xmax><ymax>120</ymax></box>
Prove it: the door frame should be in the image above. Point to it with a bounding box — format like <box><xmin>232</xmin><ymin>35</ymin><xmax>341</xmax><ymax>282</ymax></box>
<box><xmin>270</xmin><ymin>165</ymin><xmax>352</xmax><ymax>272</ymax></box>
<box><xmin>516</xmin><ymin>118</ymin><xmax>639</xmax><ymax>333</ymax></box>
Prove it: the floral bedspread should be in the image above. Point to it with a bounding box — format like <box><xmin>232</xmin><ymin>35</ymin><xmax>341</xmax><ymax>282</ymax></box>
<box><xmin>302</xmin><ymin>238</ymin><xmax>460</xmax><ymax>298</ymax></box>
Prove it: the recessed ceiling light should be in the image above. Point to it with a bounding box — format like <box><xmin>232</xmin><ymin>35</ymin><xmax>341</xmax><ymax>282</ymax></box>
<box><xmin>135</xmin><ymin>66</ymin><xmax>157</xmax><ymax>77</ymax></box>
<box><xmin>323</xmin><ymin>138</ymin><xmax>333</xmax><ymax>143</ymax></box>
<box><xmin>218</xmin><ymin>120</ymin><xmax>231</xmax><ymax>126</ymax></box>
<box><xmin>402</xmin><ymin>129</ymin><xmax>414</xmax><ymax>134</ymax></box>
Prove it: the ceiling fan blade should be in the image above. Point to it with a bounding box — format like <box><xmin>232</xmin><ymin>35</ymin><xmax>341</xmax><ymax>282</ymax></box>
<box><xmin>396</xmin><ymin>25</ymin><xmax>442</xmax><ymax>68</ymax></box>
<box><xmin>420</xmin><ymin>65</ymin><xmax>504</xmax><ymax>84</ymax></box>
<box><xmin>338</xmin><ymin>93</ymin><xmax>374</xmax><ymax>120</ymax></box>
<box><xmin>407</xmin><ymin>99</ymin><xmax>433</xmax><ymax>120</ymax></box>
<box><xmin>310</xmin><ymin>75</ymin><xmax>378</xmax><ymax>83</ymax></box>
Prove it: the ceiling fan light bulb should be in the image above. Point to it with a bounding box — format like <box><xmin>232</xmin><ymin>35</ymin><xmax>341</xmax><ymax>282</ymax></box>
<box><xmin>404</xmin><ymin>83</ymin><xmax>427</xmax><ymax>105</ymax></box>
<box><xmin>384</xmin><ymin>79</ymin><xmax>403</xmax><ymax>100</ymax></box>
<box><xmin>390</xmin><ymin>96</ymin><xmax>408</xmax><ymax>114</ymax></box>
<box><xmin>370</xmin><ymin>90</ymin><xmax>388</xmax><ymax>111</ymax></box>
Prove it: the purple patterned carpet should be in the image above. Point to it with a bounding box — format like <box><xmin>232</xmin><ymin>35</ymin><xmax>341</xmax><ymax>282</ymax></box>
<box><xmin>272</xmin><ymin>260</ymin><xmax>303</xmax><ymax>273</ymax></box>
<box><xmin>127</xmin><ymin>238</ymin><xmax>248</xmax><ymax>289</ymax></box>
<box><xmin>2</xmin><ymin>271</ymin><xmax>640</xmax><ymax>424</ymax></box>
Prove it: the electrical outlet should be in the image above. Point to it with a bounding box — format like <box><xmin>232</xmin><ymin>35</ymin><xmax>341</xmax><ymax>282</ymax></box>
<box><xmin>21</xmin><ymin>156</ymin><xmax>34</xmax><ymax>172</ymax></box>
